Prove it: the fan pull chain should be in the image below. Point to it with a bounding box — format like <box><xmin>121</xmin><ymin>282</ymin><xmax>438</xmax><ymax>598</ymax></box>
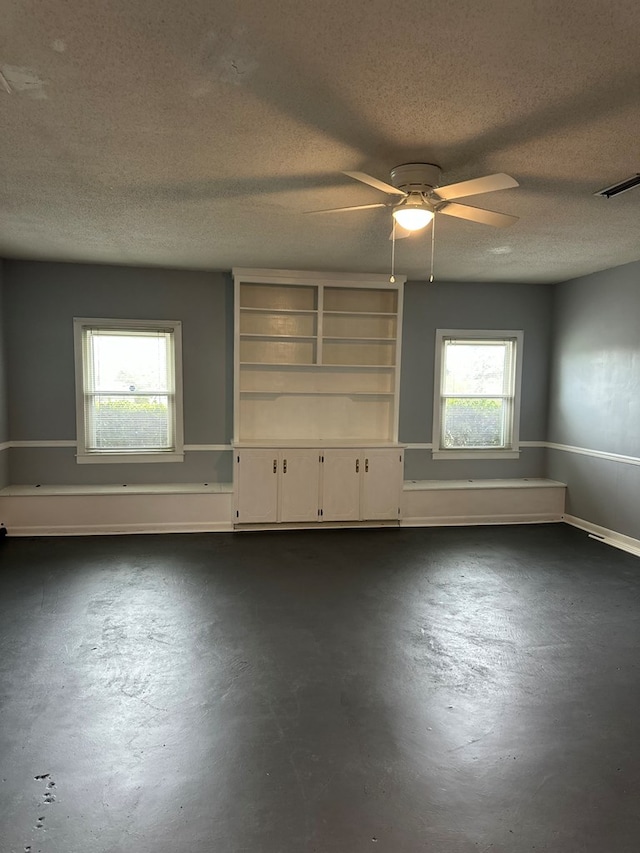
<box><xmin>389</xmin><ymin>218</ymin><xmax>396</xmax><ymax>283</ymax></box>
<box><xmin>429</xmin><ymin>213</ymin><xmax>436</xmax><ymax>282</ymax></box>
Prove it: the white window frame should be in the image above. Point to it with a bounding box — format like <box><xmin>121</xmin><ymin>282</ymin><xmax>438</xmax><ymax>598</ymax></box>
<box><xmin>432</xmin><ymin>329</ymin><xmax>523</xmax><ymax>460</ymax></box>
<box><xmin>73</xmin><ymin>318</ymin><xmax>184</xmax><ymax>464</ymax></box>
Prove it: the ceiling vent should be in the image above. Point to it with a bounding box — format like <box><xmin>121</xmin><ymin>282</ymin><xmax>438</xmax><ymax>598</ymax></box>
<box><xmin>593</xmin><ymin>174</ymin><xmax>640</xmax><ymax>198</ymax></box>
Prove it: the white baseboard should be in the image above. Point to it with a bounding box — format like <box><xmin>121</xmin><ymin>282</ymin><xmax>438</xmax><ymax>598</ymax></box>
<box><xmin>563</xmin><ymin>514</ymin><xmax>640</xmax><ymax>558</ymax></box>
<box><xmin>6</xmin><ymin>522</ymin><xmax>233</xmax><ymax>536</ymax></box>
<box><xmin>402</xmin><ymin>513</ymin><xmax>563</xmax><ymax>527</ymax></box>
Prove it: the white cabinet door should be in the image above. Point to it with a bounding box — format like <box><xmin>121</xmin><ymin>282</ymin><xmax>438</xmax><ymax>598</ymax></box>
<box><xmin>322</xmin><ymin>450</ymin><xmax>361</xmax><ymax>521</ymax></box>
<box><xmin>280</xmin><ymin>450</ymin><xmax>321</xmax><ymax>522</ymax></box>
<box><xmin>360</xmin><ymin>449</ymin><xmax>403</xmax><ymax>520</ymax></box>
<box><xmin>235</xmin><ymin>450</ymin><xmax>279</xmax><ymax>524</ymax></box>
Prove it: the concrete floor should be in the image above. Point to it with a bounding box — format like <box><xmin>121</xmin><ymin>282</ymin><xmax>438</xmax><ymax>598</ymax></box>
<box><xmin>1</xmin><ymin>523</ymin><xmax>639</xmax><ymax>853</ymax></box>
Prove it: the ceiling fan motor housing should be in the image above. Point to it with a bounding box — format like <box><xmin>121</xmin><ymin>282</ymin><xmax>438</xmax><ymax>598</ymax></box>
<box><xmin>390</xmin><ymin>163</ymin><xmax>442</xmax><ymax>193</ymax></box>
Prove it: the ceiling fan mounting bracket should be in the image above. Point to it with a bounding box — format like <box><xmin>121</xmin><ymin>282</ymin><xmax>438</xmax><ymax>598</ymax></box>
<box><xmin>390</xmin><ymin>163</ymin><xmax>442</xmax><ymax>193</ymax></box>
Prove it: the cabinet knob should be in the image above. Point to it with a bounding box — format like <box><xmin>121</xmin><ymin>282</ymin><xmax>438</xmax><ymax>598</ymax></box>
<box><xmin>355</xmin><ymin>458</ymin><xmax>359</xmax><ymax>473</ymax></box>
<box><xmin>273</xmin><ymin>459</ymin><xmax>277</xmax><ymax>473</ymax></box>
<box><xmin>283</xmin><ymin>458</ymin><xmax>287</xmax><ymax>474</ymax></box>
<box><xmin>365</xmin><ymin>457</ymin><xmax>369</xmax><ymax>472</ymax></box>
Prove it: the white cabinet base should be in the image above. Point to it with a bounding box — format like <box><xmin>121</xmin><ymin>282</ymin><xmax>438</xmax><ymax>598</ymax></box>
<box><xmin>235</xmin><ymin>519</ymin><xmax>401</xmax><ymax>531</ymax></box>
<box><xmin>280</xmin><ymin>450</ymin><xmax>321</xmax><ymax>522</ymax></box>
<box><xmin>234</xmin><ymin>445</ymin><xmax>404</xmax><ymax>528</ymax></box>
<box><xmin>234</xmin><ymin>449</ymin><xmax>278</xmax><ymax>524</ymax></box>
<box><xmin>322</xmin><ymin>449</ymin><xmax>361</xmax><ymax>521</ymax></box>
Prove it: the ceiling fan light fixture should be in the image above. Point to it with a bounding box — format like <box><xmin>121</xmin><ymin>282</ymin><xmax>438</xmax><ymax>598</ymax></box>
<box><xmin>392</xmin><ymin>202</ymin><xmax>434</xmax><ymax>231</ymax></box>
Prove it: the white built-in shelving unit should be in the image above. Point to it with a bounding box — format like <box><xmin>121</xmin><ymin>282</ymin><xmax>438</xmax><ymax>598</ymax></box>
<box><xmin>234</xmin><ymin>269</ymin><xmax>405</xmax><ymax>444</ymax></box>
<box><xmin>232</xmin><ymin>269</ymin><xmax>406</xmax><ymax>527</ymax></box>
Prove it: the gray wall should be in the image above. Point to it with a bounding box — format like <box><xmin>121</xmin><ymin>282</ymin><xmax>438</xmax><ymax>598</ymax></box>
<box><xmin>399</xmin><ymin>280</ymin><xmax>553</xmax><ymax>480</ymax></box>
<box><xmin>3</xmin><ymin>264</ymin><xmax>555</xmax><ymax>487</ymax></box>
<box><xmin>4</xmin><ymin>258</ymin><xmax>638</xmax><ymax>541</ymax></box>
<box><xmin>0</xmin><ymin>260</ymin><xmax>8</xmax><ymax>488</ymax></box>
<box><xmin>547</xmin><ymin>260</ymin><xmax>640</xmax><ymax>539</ymax></box>
<box><xmin>4</xmin><ymin>261</ymin><xmax>233</xmax><ymax>485</ymax></box>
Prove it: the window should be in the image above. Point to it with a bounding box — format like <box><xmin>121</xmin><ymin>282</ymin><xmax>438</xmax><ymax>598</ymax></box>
<box><xmin>432</xmin><ymin>330</ymin><xmax>523</xmax><ymax>459</ymax></box>
<box><xmin>74</xmin><ymin>319</ymin><xmax>183</xmax><ymax>463</ymax></box>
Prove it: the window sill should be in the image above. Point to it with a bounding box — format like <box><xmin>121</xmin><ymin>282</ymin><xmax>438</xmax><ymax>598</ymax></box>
<box><xmin>432</xmin><ymin>449</ymin><xmax>521</xmax><ymax>460</ymax></box>
<box><xmin>76</xmin><ymin>451</ymin><xmax>185</xmax><ymax>465</ymax></box>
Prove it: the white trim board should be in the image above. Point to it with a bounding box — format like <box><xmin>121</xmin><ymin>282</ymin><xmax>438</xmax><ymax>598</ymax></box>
<box><xmin>232</xmin><ymin>268</ymin><xmax>407</xmax><ymax>286</ymax></box>
<box><xmin>5</xmin><ymin>441</ymin><xmax>232</xmax><ymax>451</ymax></box>
<box><xmin>403</xmin><ymin>441</ymin><xmax>639</xmax><ymax>467</ymax></box>
<box><xmin>10</xmin><ymin>440</ymin><xmax>77</xmax><ymax>448</ymax></box>
<box><xmin>563</xmin><ymin>514</ymin><xmax>640</xmax><ymax>559</ymax></box>
<box><xmin>401</xmin><ymin>478</ymin><xmax>565</xmax><ymax>527</ymax></box>
<box><xmin>401</xmin><ymin>514</ymin><xmax>563</xmax><ymax>527</ymax></box>
<box><xmin>547</xmin><ymin>442</ymin><xmax>640</xmax><ymax>467</ymax></box>
<box><xmin>4</xmin><ymin>441</ymin><xmax>638</xmax><ymax>467</ymax></box>
<box><xmin>404</xmin><ymin>478</ymin><xmax>565</xmax><ymax>490</ymax></box>
<box><xmin>3</xmin><ymin>522</ymin><xmax>234</xmax><ymax>537</ymax></box>
<box><xmin>0</xmin><ymin>491</ymin><xmax>233</xmax><ymax>536</ymax></box>
<box><xmin>184</xmin><ymin>444</ymin><xmax>232</xmax><ymax>452</ymax></box>
<box><xmin>1</xmin><ymin>483</ymin><xmax>232</xmax><ymax>497</ymax></box>
<box><xmin>403</xmin><ymin>441</ymin><xmax>544</xmax><ymax>451</ymax></box>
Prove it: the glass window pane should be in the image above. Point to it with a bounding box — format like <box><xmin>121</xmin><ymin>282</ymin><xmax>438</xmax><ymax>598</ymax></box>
<box><xmin>87</xmin><ymin>395</ymin><xmax>172</xmax><ymax>450</ymax></box>
<box><xmin>82</xmin><ymin>326</ymin><xmax>177</xmax><ymax>453</ymax></box>
<box><xmin>89</xmin><ymin>333</ymin><xmax>171</xmax><ymax>394</ymax></box>
<box><xmin>442</xmin><ymin>398</ymin><xmax>508</xmax><ymax>448</ymax></box>
<box><xmin>443</xmin><ymin>341</ymin><xmax>509</xmax><ymax>395</ymax></box>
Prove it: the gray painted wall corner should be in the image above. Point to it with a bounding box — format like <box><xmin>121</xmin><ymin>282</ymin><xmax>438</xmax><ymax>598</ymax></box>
<box><xmin>547</xmin><ymin>259</ymin><xmax>640</xmax><ymax>540</ymax></box>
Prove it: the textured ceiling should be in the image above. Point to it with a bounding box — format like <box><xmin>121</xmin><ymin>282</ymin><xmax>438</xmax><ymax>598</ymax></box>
<box><xmin>1</xmin><ymin>0</ymin><xmax>639</xmax><ymax>282</ymax></box>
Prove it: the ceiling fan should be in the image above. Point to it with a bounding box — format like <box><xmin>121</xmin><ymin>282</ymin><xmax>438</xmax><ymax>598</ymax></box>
<box><xmin>308</xmin><ymin>163</ymin><xmax>519</xmax><ymax>235</ymax></box>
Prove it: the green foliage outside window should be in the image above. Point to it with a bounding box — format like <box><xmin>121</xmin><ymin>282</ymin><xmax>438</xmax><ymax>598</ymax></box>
<box><xmin>443</xmin><ymin>397</ymin><xmax>504</xmax><ymax>448</ymax></box>
<box><xmin>92</xmin><ymin>398</ymin><xmax>170</xmax><ymax>449</ymax></box>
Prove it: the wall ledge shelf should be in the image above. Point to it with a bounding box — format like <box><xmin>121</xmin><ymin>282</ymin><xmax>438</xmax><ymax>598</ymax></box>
<box><xmin>323</xmin><ymin>310</ymin><xmax>397</xmax><ymax>317</ymax></box>
<box><xmin>240</xmin><ymin>390</ymin><xmax>395</xmax><ymax>397</ymax></box>
<box><xmin>240</xmin><ymin>334</ymin><xmax>317</xmax><ymax>341</ymax></box>
<box><xmin>240</xmin><ymin>307</ymin><xmax>318</xmax><ymax>314</ymax></box>
<box><xmin>323</xmin><ymin>336</ymin><xmax>395</xmax><ymax>343</ymax></box>
<box><xmin>239</xmin><ymin>362</ymin><xmax>396</xmax><ymax>370</ymax></box>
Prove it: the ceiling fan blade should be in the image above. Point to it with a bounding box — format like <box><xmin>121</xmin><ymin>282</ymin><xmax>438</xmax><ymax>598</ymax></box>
<box><xmin>343</xmin><ymin>171</ymin><xmax>407</xmax><ymax>197</ymax></box>
<box><xmin>438</xmin><ymin>202</ymin><xmax>519</xmax><ymax>228</ymax></box>
<box><xmin>433</xmin><ymin>173</ymin><xmax>519</xmax><ymax>201</ymax></box>
<box><xmin>305</xmin><ymin>202</ymin><xmax>388</xmax><ymax>215</ymax></box>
